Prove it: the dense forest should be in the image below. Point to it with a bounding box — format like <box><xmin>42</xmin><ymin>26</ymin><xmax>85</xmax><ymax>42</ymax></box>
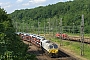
<box><xmin>0</xmin><ymin>8</ymin><xmax>36</xmax><ymax>60</ymax></box>
<box><xmin>10</xmin><ymin>0</ymin><xmax>90</xmax><ymax>33</ymax></box>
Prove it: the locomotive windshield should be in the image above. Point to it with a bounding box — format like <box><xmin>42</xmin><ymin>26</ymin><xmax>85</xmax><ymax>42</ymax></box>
<box><xmin>54</xmin><ymin>44</ymin><xmax>58</xmax><ymax>49</ymax></box>
<box><xmin>52</xmin><ymin>44</ymin><xmax>58</xmax><ymax>49</ymax></box>
<box><xmin>49</xmin><ymin>44</ymin><xmax>58</xmax><ymax>49</ymax></box>
<box><xmin>49</xmin><ymin>45</ymin><xmax>53</xmax><ymax>49</ymax></box>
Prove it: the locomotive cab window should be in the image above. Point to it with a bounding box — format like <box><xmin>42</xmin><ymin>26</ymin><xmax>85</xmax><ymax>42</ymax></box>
<box><xmin>49</xmin><ymin>45</ymin><xmax>53</xmax><ymax>49</ymax></box>
<box><xmin>53</xmin><ymin>44</ymin><xmax>58</xmax><ymax>49</ymax></box>
<box><xmin>46</xmin><ymin>41</ymin><xmax>50</xmax><ymax>43</ymax></box>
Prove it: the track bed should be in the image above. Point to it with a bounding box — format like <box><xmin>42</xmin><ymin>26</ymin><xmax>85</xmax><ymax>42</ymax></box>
<box><xmin>25</xmin><ymin>41</ymin><xmax>76</xmax><ymax>60</ymax></box>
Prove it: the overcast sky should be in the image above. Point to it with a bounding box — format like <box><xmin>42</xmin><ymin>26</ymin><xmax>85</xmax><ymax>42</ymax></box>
<box><xmin>0</xmin><ymin>0</ymin><xmax>73</xmax><ymax>14</ymax></box>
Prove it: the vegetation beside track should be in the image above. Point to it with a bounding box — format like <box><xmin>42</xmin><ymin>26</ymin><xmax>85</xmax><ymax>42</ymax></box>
<box><xmin>0</xmin><ymin>8</ymin><xmax>37</xmax><ymax>60</ymax></box>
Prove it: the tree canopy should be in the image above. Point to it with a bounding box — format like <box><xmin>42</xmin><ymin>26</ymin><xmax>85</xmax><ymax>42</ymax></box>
<box><xmin>0</xmin><ymin>7</ymin><xmax>36</xmax><ymax>60</ymax></box>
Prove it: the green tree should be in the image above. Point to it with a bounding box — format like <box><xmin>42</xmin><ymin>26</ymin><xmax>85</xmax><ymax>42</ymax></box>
<box><xmin>0</xmin><ymin>7</ymin><xmax>36</xmax><ymax>60</ymax></box>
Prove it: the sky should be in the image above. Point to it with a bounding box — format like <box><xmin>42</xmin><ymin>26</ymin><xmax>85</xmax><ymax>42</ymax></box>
<box><xmin>0</xmin><ymin>0</ymin><xmax>73</xmax><ymax>14</ymax></box>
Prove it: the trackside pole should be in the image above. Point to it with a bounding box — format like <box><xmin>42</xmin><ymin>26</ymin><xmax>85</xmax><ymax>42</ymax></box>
<box><xmin>60</xmin><ymin>18</ymin><xmax>62</xmax><ymax>46</ymax></box>
<box><xmin>80</xmin><ymin>14</ymin><xmax>84</xmax><ymax>56</ymax></box>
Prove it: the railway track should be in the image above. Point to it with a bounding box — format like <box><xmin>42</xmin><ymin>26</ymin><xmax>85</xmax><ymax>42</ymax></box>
<box><xmin>18</xmin><ymin>32</ymin><xmax>86</xmax><ymax>60</ymax></box>
<box><xmin>24</xmin><ymin>41</ymin><xmax>76</xmax><ymax>60</ymax></box>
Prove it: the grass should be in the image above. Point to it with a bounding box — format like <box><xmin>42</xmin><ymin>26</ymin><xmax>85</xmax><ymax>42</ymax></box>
<box><xmin>45</xmin><ymin>35</ymin><xmax>90</xmax><ymax>60</ymax></box>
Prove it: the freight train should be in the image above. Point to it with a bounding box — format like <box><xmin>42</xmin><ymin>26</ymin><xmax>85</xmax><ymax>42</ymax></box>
<box><xmin>16</xmin><ymin>32</ymin><xmax>59</xmax><ymax>57</ymax></box>
<box><xmin>55</xmin><ymin>33</ymin><xmax>68</xmax><ymax>40</ymax></box>
<box><xmin>55</xmin><ymin>33</ymin><xmax>90</xmax><ymax>44</ymax></box>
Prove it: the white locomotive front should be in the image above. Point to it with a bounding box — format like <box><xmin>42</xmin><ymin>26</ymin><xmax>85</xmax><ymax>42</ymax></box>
<box><xmin>41</xmin><ymin>40</ymin><xmax>58</xmax><ymax>57</ymax></box>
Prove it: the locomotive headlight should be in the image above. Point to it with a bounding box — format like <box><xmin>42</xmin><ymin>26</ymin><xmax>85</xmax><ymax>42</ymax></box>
<box><xmin>55</xmin><ymin>49</ymin><xmax>58</xmax><ymax>53</ymax></box>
